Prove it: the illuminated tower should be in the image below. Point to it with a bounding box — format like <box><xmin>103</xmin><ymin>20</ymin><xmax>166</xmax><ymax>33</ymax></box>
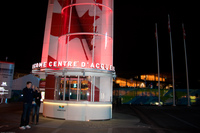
<box><xmin>41</xmin><ymin>0</ymin><xmax>113</xmax><ymax>68</ymax></box>
<box><xmin>33</xmin><ymin>0</ymin><xmax>115</xmax><ymax>121</ymax></box>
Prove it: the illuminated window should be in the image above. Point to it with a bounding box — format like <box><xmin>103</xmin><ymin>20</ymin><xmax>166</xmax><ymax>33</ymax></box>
<box><xmin>140</xmin><ymin>83</ymin><xmax>145</xmax><ymax>88</ymax></box>
<box><xmin>115</xmin><ymin>78</ymin><xmax>144</xmax><ymax>88</ymax></box>
<box><xmin>141</xmin><ymin>75</ymin><xmax>165</xmax><ymax>82</ymax></box>
<box><xmin>115</xmin><ymin>78</ymin><xmax>126</xmax><ymax>87</ymax></box>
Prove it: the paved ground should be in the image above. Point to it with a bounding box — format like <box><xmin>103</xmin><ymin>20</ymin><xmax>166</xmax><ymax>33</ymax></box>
<box><xmin>0</xmin><ymin>103</ymin><xmax>200</xmax><ymax>133</ymax></box>
<box><xmin>0</xmin><ymin>103</ymin><xmax>143</xmax><ymax>133</ymax></box>
<box><xmin>132</xmin><ymin>105</ymin><xmax>200</xmax><ymax>133</ymax></box>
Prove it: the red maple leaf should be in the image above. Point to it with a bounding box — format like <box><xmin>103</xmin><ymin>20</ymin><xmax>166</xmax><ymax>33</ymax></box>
<box><xmin>50</xmin><ymin>1</ymin><xmax>100</xmax><ymax>62</ymax></box>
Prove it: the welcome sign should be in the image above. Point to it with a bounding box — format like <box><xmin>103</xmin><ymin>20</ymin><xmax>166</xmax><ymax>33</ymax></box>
<box><xmin>32</xmin><ymin>61</ymin><xmax>115</xmax><ymax>71</ymax></box>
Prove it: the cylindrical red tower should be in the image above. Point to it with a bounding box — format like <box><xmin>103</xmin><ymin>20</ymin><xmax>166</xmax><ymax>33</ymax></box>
<box><xmin>41</xmin><ymin>0</ymin><xmax>113</xmax><ymax>69</ymax></box>
<box><xmin>33</xmin><ymin>0</ymin><xmax>115</xmax><ymax>121</ymax></box>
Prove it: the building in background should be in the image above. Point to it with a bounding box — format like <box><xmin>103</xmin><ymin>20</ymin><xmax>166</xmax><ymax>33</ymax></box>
<box><xmin>12</xmin><ymin>74</ymin><xmax>40</xmax><ymax>91</ymax></box>
<box><xmin>114</xmin><ymin>73</ymin><xmax>170</xmax><ymax>89</ymax></box>
<box><xmin>113</xmin><ymin>73</ymin><xmax>200</xmax><ymax>106</ymax></box>
<box><xmin>0</xmin><ymin>61</ymin><xmax>14</xmax><ymax>103</ymax></box>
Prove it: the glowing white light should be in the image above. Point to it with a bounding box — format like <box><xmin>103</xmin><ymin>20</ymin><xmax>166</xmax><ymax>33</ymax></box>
<box><xmin>43</xmin><ymin>101</ymin><xmax>112</xmax><ymax>107</ymax></box>
<box><xmin>74</xmin><ymin>84</ymin><xmax>77</xmax><ymax>88</ymax></box>
<box><xmin>43</xmin><ymin>101</ymin><xmax>67</xmax><ymax>106</ymax></box>
<box><xmin>1</xmin><ymin>82</ymin><xmax>7</xmax><ymax>86</ymax></box>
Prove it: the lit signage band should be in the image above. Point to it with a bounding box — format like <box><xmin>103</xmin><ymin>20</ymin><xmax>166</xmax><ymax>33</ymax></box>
<box><xmin>32</xmin><ymin>61</ymin><xmax>115</xmax><ymax>71</ymax></box>
<box><xmin>0</xmin><ymin>87</ymin><xmax>8</xmax><ymax>95</ymax></box>
<box><xmin>43</xmin><ymin>101</ymin><xmax>112</xmax><ymax>107</ymax></box>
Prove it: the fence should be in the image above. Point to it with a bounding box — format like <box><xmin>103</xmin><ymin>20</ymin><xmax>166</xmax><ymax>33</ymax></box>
<box><xmin>113</xmin><ymin>88</ymin><xmax>200</xmax><ymax>105</ymax></box>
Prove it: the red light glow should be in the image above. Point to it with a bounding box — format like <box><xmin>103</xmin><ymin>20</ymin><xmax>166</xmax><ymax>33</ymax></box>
<box><xmin>41</xmin><ymin>0</ymin><xmax>113</xmax><ymax>68</ymax></box>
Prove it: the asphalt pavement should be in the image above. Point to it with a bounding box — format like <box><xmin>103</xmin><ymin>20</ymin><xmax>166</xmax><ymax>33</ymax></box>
<box><xmin>132</xmin><ymin>105</ymin><xmax>200</xmax><ymax>133</ymax></box>
<box><xmin>0</xmin><ymin>103</ymin><xmax>200</xmax><ymax>133</ymax></box>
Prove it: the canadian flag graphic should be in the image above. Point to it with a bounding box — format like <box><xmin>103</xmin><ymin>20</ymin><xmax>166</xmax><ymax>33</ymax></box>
<box><xmin>42</xmin><ymin>0</ymin><xmax>113</xmax><ymax>67</ymax></box>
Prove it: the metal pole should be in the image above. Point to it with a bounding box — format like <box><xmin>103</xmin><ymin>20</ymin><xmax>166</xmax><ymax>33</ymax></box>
<box><xmin>182</xmin><ymin>23</ymin><xmax>190</xmax><ymax>106</ymax></box>
<box><xmin>93</xmin><ymin>76</ymin><xmax>95</xmax><ymax>102</ymax></box>
<box><xmin>90</xmin><ymin>77</ymin><xmax>92</xmax><ymax>102</ymax></box>
<box><xmin>77</xmin><ymin>76</ymin><xmax>79</xmax><ymax>101</ymax></box>
<box><xmin>69</xmin><ymin>77</ymin><xmax>71</xmax><ymax>100</ymax></box>
<box><xmin>54</xmin><ymin>76</ymin><xmax>58</xmax><ymax>100</ymax></box>
<box><xmin>155</xmin><ymin>23</ymin><xmax>161</xmax><ymax>106</ymax></box>
<box><xmin>168</xmin><ymin>14</ymin><xmax>176</xmax><ymax>106</ymax></box>
<box><xmin>63</xmin><ymin>75</ymin><xmax>66</xmax><ymax>101</ymax></box>
<box><xmin>80</xmin><ymin>78</ymin><xmax>82</xmax><ymax>101</ymax></box>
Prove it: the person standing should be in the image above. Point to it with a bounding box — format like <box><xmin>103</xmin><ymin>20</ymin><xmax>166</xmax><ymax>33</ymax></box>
<box><xmin>19</xmin><ymin>81</ymin><xmax>33</xmax><ymax>130</ymax></box>
<box><xmin>31</xmin><ymin>86</ymin><xmax>41</xmax><ymax>125</ymax></box>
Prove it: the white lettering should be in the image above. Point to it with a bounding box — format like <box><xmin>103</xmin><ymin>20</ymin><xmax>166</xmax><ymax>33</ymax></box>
<box><xmin>90</xmin><ymin>63</ymin><xmax>94</xmax><ymax>68</ymax></box>
<box><xmin>53</xmin><ymin>61</ymin><xmax>57</xmax><ymax>67</ymax></box>
<box><xmin>32</xmin><ymin>61</ymin><xmax>115</xmax><ymax>71</ymax></box>
<box><xmin>101</xmin><ymin>64</ymin><xmax>104</xmax><ymax>69</ymax></box>
<box><xmin>68</xmin><ymin>61</ymin><xmax>72</xmax><ymax>67</ymax></box>
<box><xmin>96</xmin><ymin>63</ymin><xmax>100</xmax><ymax>69</ymax></box>
<box><xmin>63</xmin><ymin>61</ymin><xmax>67</xmax><ymax>66</ymax></box>
<box><xmin>81</xmin><ymin>62</ymin><xmax>86</xmax><ymax>67</ymax></box>
<box><xmin>43</xmin><ymin>62</ymin><xmax>47</xmax><ymax>67</ymax></box>
<box><xmin>39</xmin><ymin>63</ymin><xmax>43</xmax><ymax>67</ymax></box>
<box><xmin>105</xmin><ymin>64</ymin><xmax>109</xmax><ymax>70</ymax></box>
<box><xmin>109</xmin><ymin>65</ymin><xmax>112</xmax><ymax>70</ymax></box>
<box><xmin>49</xmin><ymin>62</ymin><xmax>52</xmax><ymax>67</ymax></box>
<box><xmin>58</xmin><ymin>61</ymin><xmax>62</xmax><ymax>67</ymax></box>
<box><xmin>0</xmin><ymin>87</ymin><xmax>8</xmax><ymax>94</ymax></box>
<box><xmin>73</xmin><ymin>61</ymin><xmax>79</xmax><ymax>67</ymax></box>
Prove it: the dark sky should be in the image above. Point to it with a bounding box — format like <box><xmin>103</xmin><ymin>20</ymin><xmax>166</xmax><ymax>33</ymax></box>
<box><xmin>113</xmin><ymin>3</ymin><xmax>200</xmax><ymax>88</ymax></box>
<box><xmin>1</xmin><ymin>1</ymin><xmax>200</xmax><ymax>88</ymax></box>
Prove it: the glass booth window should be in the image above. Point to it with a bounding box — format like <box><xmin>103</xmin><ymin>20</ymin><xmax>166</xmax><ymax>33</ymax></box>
<box><xmin>55</xmin><ymin>76</ymin><xmax>90</xmax><ymax>101</ymax></box>
<box><xmin>54</xmin><ymin>76</ymin><xmax>112</xmax><ymax>102</ymax></box>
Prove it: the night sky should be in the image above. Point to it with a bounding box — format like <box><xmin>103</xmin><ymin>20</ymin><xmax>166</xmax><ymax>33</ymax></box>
<box><xmin>1</xmin><ymin>1</ymin><xmax>199</xmax><ymax>88</ymax></box>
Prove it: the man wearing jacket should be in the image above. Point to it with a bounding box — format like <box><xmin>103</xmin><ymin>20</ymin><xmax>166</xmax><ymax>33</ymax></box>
<box><xmin>19</xmin><ymin>81</ymin><xmax>33</xmax><ymax>130</ymax></box>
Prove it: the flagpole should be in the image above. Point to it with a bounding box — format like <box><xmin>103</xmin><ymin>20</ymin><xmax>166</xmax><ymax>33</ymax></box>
<box><xmin>168</xmin><ymin>14</ymin><xmax>176</xmax><ymax>106</ymax></box>
<box><xmin>155</xmin><ymin>23</ymin><xmax>161</xmax><ymax>106</ymax></box>
<box><xmin>182</xmin><ymin>23</ymin><xmax>190</xmax><ymax>106</ymax></box>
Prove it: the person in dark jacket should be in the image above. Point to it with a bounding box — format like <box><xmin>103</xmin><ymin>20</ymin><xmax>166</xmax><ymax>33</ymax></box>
<box><xmin>31</xmin><ymin>86</ymin><xmax>41</xmax><ymax>125</ymax></box>
<box><xmin>19</xmin><ymin>81</ymin><xmax>33</xmax><ymax>130</ymax></box>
